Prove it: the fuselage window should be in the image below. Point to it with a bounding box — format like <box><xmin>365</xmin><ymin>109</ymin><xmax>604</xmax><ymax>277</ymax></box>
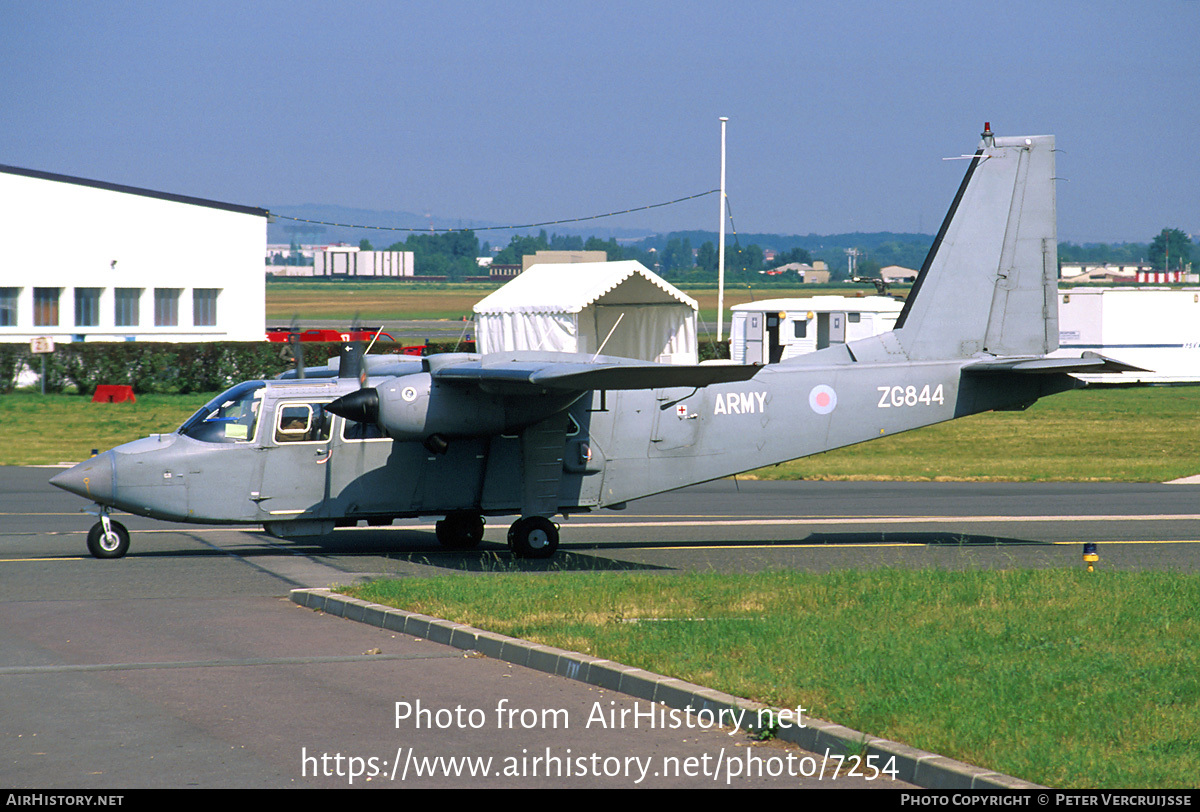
<box><xmin>342</xmin><ymin>418</ymin><xmax>387</xmax><ymax>441</ymax></box>
<box><xmin>275</xmin><ymin>403</ymin><xmax>332</xmax><ymax>444</ymax></box>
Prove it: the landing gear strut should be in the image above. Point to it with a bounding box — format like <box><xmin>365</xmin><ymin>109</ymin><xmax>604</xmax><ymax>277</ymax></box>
<box><xmin>87</xmin><ymin>514</ymin><xmax>130</xmax><ymax>559</ymax></box>
<box><xmin>507</xmin><ymin>516</ymin><xmax>559</xmax><ymax>559</ymax></box>
<box><xmin>435</xmin><ymin>511</ymin><xmax>485</xmax><ymax>550</ymax></box>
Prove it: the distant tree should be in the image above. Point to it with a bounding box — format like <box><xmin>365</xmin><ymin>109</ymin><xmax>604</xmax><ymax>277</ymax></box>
<box><xmin>548</xmin><ymin>233</ymin><xmax>585</xmax><ymax>251</ymax></box>
<box><xmin>856</xmin><ymin>258</ymin><xmax>882</xmax><ymax>278</ymax></box>
<box><xmin>771</xmin><ymin>246</ymin><xmax>812</xmax><ymax>267</ymax></box>
<box><xmin>1058</xmin><ymin>241</ymin><xmax>1148</xmax><ymax>265</ymax></box>
<box><xmin>660</xmin><ymin>237</ymin><xmax>694</xmax><ymax>273</ymax></box>
<box><xmin>584</xmin><ymin>236</ymin><xmax>620</xmax><ymax>260</ymax></box>
<box><xmin>287</xmin><ymin>239</ymin><xmax>310</xmax><ymax>266</ymax></box>
<box><xmin>870</xmin><ymin>240</ymin><xmax>929</xmax><ymax>270</ymax></box>
<box><xmin>384</xmin><ymin>229</ymin><xmax>480</xmax><ymax>278</ymax></box>
<box><xmin>359</xmin><ymin>239</ymin><xmax>374</xmax><ymax>251</ymax></box>
<box><xmin>727</xmin><ymin>244</ymin><xmax>764</xmax><ymax>274</ymax></box>
<box><xmin>1149</xmin><ymin>228</ymin><xmax>1191</xmax><ymax>271</ymax></box>
<box><xmin>696</xmin><ymin>241</ymin><xmax>718</xmax><ymax>273</ymax></box>
<box><xmin>493</xmin><ymin>233</ymin><xmax>547</xmax><ymax>265</ymax></box>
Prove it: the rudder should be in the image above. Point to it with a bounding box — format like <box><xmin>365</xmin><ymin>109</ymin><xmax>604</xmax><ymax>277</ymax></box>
<box><xmin>892</xmin><ymin>126</ymin><xmax>1058</xmax><ymax>361</ymax></box>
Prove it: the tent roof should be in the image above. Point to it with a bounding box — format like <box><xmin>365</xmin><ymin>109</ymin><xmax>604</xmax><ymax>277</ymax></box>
<box><xmin>473</xmin><ymin>260</ymin><xmax>698</xmax><ymax>315</ymax></box>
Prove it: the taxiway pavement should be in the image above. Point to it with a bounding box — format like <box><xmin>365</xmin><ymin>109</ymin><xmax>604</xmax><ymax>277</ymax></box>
<box><xmin>4</xmin><ymin>466</ymin><xmax>1198</xmax><ymax>788</ymax></box>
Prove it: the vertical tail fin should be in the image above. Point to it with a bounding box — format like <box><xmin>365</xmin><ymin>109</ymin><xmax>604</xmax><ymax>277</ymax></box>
<box><xmin>892</xmin><ymin>127</ymin><xmax>1058</xmax><ymax>360</ymax></box>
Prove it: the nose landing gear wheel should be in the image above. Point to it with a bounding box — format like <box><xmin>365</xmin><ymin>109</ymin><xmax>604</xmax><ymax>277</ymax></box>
<box><xmin>87</xmin><ymin>519</ymin><xmax>130</xmax><ymax>559</ymax></box>
<box><xmin>507</xmin><ymin>516</ymin><xmax>559</xmax><ymax>559</ymax></box>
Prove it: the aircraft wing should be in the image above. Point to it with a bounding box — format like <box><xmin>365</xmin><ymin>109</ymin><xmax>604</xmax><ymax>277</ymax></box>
<box><xmin>431</xmin><ymin>357</ymin><xmax>763</xmax><ymax>391</ymax></box>
<box><xmin>962</xmin><ymin>353</ymin><xmax>1146</xmax><ymax>375</ymax></box>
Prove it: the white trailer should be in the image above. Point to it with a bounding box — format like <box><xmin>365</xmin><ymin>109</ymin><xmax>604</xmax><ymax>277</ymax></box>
<box><xmin>1052</xmin><ymin>287</ymin><xmax>1200</xmax><ymax>384</ymax></box>
<box><xmin>729</xmin><ymin>295</ymin><xmax>903</xmax><ymax>364</ymax></box>
<box><xmin>728</xmin><ymin>288</ymin><xmax>1200</xmax><ymax>386</ymax></box>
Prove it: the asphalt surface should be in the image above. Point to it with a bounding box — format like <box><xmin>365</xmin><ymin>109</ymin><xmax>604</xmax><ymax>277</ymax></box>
<box><xmin>4</xmin><ymin>467</ymin><xmax>1199</xmax><ymax>788</ymax></box>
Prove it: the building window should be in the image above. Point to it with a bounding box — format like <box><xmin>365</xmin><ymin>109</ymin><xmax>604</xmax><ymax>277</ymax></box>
<box><xmin>75</xmin><ymin>288</ymin><xmax>101</xmax><ymax>327</ymax></box>
<box><xmin>193</xmin><ymin>288</ymin><xmax>219</xmax><ymax>327</ymax></box>
<box><xmin>154</xmin><ymin>288</ymin><xmax>181</xmax><ymax>327</ymax></box>
<box><xmin>34</xmin><ymin>288</ymin><xmax>60</xmax><ymax>327</ymax></box>
<box><xmin>0</xmin><ymin>288</ymin><xmax>17</xmax><ymax>327</ymax></box>
<box><xmin>115</xmin><ymin>288</ymin><xmax>141</xmax><ymax>327</ymax></box>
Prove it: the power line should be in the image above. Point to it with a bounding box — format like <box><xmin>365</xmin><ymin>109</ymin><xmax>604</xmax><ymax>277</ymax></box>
<box><xmin>268</xmin><ymin>189</ymin><xmax>720</xmax><ymax>234</ymax></box>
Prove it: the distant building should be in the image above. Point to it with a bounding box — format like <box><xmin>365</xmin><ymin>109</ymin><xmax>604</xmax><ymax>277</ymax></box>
<box><xmin>312</xmin><ymin>245</ymin><xmax>414</xmax><ymax>277</ymax></box>
<box><xmin>0</xmin><ymin>163</ymin><xmax>267</xmax><ymax>343</ymax></box>
<box><xmin>488</xmin><ymin>264</ymin><xmax>521</xmax><ymax>281</ymax></box>
<box><xmin>880</xmin><ymin>265</ymin><xmax>919</xmax><ymax>283</ymax></box>
<box><xmin>521</xmin><ymin>250</ymin><xmax>606</xmax><ymax>273</ymax></box>
<box><xmin>767</xmin><ymin>260</ymin><xmax>830</xmax><ymax>283</ymax></box>
<box><xmin>1059</xmin><ymin>262</ymin><xmax>1148</xmax><ymax>282</ymax></box>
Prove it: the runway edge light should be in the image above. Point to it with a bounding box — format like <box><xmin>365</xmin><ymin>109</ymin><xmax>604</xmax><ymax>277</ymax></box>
<box><xmin>1083</xmin><ymin>541</ymin><xmax>1099</xmax><ymax>572</ymax></box>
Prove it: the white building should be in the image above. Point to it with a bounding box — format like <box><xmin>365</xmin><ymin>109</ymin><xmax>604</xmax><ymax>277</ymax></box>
<box><xmin>312</xmin><ymin>245</ymin><xmax>414</xmax><ymax>277</ymax></box>
<box><xmin>880</xmin><ymin>265</ymin><xmax>919</xmax><ymax>283</ymax></box>
<box><xmin>0</xmin><ymin>164</ymin><xmax>267</xmax><ymax>343</ymax></box>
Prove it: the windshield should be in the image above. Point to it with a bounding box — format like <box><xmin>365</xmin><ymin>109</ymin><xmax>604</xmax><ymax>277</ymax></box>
<box><xmin>178</xmin><ymin>381</ymin><xmax>266</xmax><ymax>444</ymax></box>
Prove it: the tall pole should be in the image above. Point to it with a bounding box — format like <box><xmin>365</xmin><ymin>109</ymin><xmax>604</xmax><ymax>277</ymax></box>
<box><xmin>717</xmin><ymin>116</ymin><xmax>728</xmax><ymax>344</ymax></box>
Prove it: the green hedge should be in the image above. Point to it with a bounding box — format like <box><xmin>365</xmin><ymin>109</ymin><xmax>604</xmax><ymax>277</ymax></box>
<box><xmin>0</xmin><ymin>342</ymin><xmax>296</xmax><ymax>395</ymax></box>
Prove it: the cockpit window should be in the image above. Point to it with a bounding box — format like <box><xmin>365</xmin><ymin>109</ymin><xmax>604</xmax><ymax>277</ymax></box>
<box><xmin>178</xmin><ymin>381</ymin><xmax>265</xmax><ymax>444</ymax></box>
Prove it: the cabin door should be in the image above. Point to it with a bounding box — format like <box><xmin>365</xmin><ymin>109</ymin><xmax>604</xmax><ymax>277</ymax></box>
<box><xmin>256</xmin><ymin>400</ymin><xmax>333</xmax><ymax>519</ymax></box>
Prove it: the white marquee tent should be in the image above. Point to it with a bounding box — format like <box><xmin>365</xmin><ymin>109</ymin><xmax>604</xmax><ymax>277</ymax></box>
<box><xmin>473</xmin><ymin>260</ymin><xmax>698</xmax><ymax>364</ymax></box>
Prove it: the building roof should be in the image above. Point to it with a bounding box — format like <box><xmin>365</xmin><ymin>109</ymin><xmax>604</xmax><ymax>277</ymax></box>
<box><xmin>0</xmin><ymin>163</ymin><xmax>268</xmax><ymax>218</ymax></box>
<box><xmin>732</xmin><ymin>295</ymin><xmax>904</xmax><ymax>313</ymax></box>
<box><xmin>473</xmin><ymin>260</ymin><xmax>698</xmax><ymax>314</ymax></box>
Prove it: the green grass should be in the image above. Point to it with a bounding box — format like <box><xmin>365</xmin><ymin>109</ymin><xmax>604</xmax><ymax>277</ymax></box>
<box><xmin>262</xmin><ymin>280</ymin><xmax>891</xmax><ymax>323</ymax></box>
<box><xmin>266</xmin><ymin>282</ymin><xmax>497</xmax><ymax>321</ymax></box>
<box><xmin>0</xmin><ymin>391</ymin><xmax>210</xmax><ymax>465</ymax></box>
<box><xmin>750</xmin><ymin>386</ymin><xmax>1200</xmax><ymax>482</ymax></box>
<box><xmin>347</xmin><ymin>567</ymin><xmax>1200</xmax><ymax>788</ymax></box>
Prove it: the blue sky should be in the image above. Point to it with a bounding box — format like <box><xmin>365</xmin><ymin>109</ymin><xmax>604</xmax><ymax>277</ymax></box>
<box><xmin>3</xmin><ymin>1</ymin><xmax>1197</xmax><ymax>243</ymax></box>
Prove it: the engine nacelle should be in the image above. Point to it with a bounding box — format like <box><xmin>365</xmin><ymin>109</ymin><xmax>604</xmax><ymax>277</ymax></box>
<box><xmin>326</xmin><ymin>372</ymin><xmax>580</xmax><ymax>444</ymax></box>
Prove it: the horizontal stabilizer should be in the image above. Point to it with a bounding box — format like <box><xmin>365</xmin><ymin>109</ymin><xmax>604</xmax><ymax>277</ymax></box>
<box><xmin>433</xmin><ymin>357</ymin><xmax>762</xmax><ymax>391</ymax></box>
<box><xmin>963</xmin><ymin>353</ymin><xmax>1146</xmax><ymax>375</ymax></box>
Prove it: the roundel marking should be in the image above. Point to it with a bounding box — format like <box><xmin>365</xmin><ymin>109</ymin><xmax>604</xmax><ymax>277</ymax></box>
<box><xmin>809</xmin><ymin>384</ymin><xmax>837</xmax><ymax>415</ymax></box>
<box><xmin>401</xmin><ymin>386</ymin><xmax>418</xmax><ymax>402</ymax></box>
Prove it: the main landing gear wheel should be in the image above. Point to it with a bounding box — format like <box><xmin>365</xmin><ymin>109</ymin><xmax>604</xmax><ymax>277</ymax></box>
<box><xmin>507</xmin><ymin>516</ymin><xmax>559</xmax><ymax>559</ymax></box>
<box><xmin>435</xmin><ymin>511</ymin><xmax>485</xmax><ymax>550</ymax></box>
<box><xmin>87</xmin><ymin>519</ymin><xmax>130</xmax><ymax>559</ymax></box>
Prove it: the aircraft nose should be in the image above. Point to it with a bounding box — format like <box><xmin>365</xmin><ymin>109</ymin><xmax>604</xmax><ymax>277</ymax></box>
<box><xmin>49</xmin><ymin>451</ymin><xmax>115</xmax><ymax>503</ymax></box>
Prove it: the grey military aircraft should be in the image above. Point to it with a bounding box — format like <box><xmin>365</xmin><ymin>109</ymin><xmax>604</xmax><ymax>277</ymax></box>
<box><xmin>51</xmin><ymin>125</ymin><xmax>1133</xmax><ymax>559</ymax></box>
